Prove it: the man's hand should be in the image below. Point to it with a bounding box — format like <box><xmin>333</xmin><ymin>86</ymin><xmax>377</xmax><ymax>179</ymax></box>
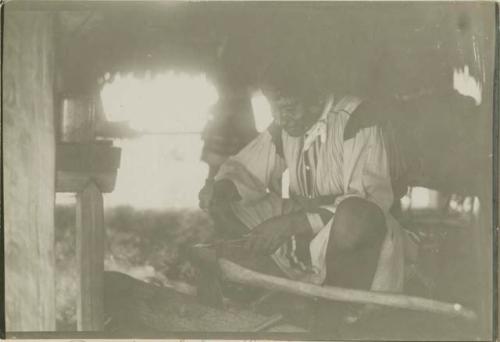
<box><xmin>198</xmin><ymin>179</ymin><xmax>215</xmax><ymax>211</ymax></box>
<box><xmin>245</xmin><ymin>212</ymin><xmax>312</xmax><ymax>255</ymax></box>
<box><xmin>198</xmin><ymin>178</ymin><xmax>241</xmax><ymax>212</ymax></box>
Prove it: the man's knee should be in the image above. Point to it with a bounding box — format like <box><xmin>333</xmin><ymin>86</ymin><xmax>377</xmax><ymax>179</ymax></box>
<box><xmin>331</xmin><ymin>197</ymin><xmax>387</xmax><ymax>251</ymax></box>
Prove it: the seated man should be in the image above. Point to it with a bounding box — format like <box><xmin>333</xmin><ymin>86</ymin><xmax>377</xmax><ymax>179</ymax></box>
<box><xmin>199</xmin><ymin>66</ymin><xmax>406</xmax><ymax>327</ymax></box>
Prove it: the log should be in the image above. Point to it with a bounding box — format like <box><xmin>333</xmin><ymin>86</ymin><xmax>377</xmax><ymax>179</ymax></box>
<box><xmin>218</xmin><ymin>258</ymin><xmax>477</xmax><ymax>321</ymax></box>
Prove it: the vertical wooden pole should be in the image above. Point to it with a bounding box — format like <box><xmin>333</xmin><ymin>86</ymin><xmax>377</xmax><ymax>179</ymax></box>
<box><xmin>4</xmin><ymin>12</ymin><xmax>57</xmax><ymax>331</ymax></box>
<box><xmin>76</xmin><ymin>182</ymin><xmax>105</xmax><ymax>331</ymax></box>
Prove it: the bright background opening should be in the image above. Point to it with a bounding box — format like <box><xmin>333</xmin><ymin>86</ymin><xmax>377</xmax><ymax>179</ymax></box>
<box><xmin>99</xmin><ymin>71</ymin><xmax>218</xmax><ymax>209</ymax></box>
<box><xmin>101</xmin><ymin>72</ymin><xmax>218</xmax><ymax>132</ymax></box>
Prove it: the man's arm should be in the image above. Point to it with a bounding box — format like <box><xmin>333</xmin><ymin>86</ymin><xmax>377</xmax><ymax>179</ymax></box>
<box><xmin>245</xmin><ymin>210</ymin><xmax>313</xmax><ymax>255</ymax></box>
<box><xmin>215</xmin><ymin>125</ymin><xmax>286</xmax><ymax>204</ymax></box>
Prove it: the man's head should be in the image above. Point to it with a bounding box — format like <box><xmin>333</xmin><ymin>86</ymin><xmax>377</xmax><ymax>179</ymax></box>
<box><xmin>258</xmin><ymin>53</ymin><xmax>328</xmax><ymax>137</ymax></box>
<box><xmin>262</xmin><ymin>87</ymin><xmax>325</xmax><ymax>137</ymax></box>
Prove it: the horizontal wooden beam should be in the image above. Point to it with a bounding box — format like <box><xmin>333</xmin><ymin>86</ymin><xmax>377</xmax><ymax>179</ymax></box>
<box><xmin>95</xmin><ymin>121</ymin><xmax>139</xmax><ymax>139</ymax></box>
<box><xmin>56</xmin><ymin>170</ymin><xmax>118</xmax><ymax>193</ymax></box>
<box><xmin>56</xmin><ymin>142</ymin><xmax>121</xmax><ymax>173</ymax></box>
<box><xmin>56</xmin><ymin>142</ymin><xmax>121</xmax><ymax>193</ymax></box>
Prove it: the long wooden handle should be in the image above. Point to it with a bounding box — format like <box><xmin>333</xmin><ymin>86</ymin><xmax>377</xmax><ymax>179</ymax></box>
<box><xmin>218</xmin><ymin>258</ymin><xmax>477</xmax><ymax>321</ymax></box>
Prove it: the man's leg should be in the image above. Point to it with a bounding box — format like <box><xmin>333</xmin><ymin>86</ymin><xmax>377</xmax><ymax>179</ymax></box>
<box><xmin>314</xmin><ymin>197</ymin><xmax>387</xmax><ymax>333</ymax></box>
<box><xmin>324</xmin><ymin>197</ymin><xmax>387</xmax><ymax>288</ymax></box>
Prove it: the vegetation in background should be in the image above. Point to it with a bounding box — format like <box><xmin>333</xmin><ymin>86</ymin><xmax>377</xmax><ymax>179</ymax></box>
<box><xmin>55</xmin><ymin>205</ymin><xmax>78</xmax><ymax>331</ymax></box>
<box><xmin>55</xmin><ymin>205</ymin><xmax>213</xmax><ymax>330</ymax></box>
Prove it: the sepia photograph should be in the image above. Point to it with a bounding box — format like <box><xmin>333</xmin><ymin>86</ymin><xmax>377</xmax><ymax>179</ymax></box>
<box><xmin>2</xmin><ymin>0</ymin><xmax>498</xmax><ymax>340</ymax></box>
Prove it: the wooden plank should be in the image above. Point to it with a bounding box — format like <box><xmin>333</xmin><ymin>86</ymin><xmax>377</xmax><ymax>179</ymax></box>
<box><xmin>56</xmin><ymin>170</ymin><xmax>118</xmax><ymax>193</ymax></box>
<box><xmin>95</xmin><ymin>121</ymin><xmax>139</xmax><ymax>139</ymax></box>
<box><xmin>56</xmin><ymin>142</ymin><xmax>121</xmax><ymax>173</ymax></box>
<box><xmin>76</xmin><ymin>182</ymin><xmax>105</xmax><ymax>331</ymax></box>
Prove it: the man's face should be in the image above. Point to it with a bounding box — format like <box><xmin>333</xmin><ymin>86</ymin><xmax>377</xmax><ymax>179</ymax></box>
<box><xmin>266</xmin><ymin>91</ymin><xmax>323</xmax><ymax>137</ymax></box>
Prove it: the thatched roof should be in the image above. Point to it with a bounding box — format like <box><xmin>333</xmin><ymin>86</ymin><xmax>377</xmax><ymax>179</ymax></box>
<box><xmin>7</xmin><ymin>1</ymin><xmax>494</xmax><ymax>196</ymax></box>
<box><xmin>51</xmin><ymin>2</ymin><xmax>494</xmax><ymax>98</ymax></box>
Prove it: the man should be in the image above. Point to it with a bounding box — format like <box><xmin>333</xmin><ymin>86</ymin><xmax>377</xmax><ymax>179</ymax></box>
<box><xmin>199</xmin><ymin>59</ymin><xmax>407</xmax><ymax>327</ymax></box>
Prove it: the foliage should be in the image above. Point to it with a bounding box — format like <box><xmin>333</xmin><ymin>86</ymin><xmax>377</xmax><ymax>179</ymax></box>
<box><xmin>54</xmin><ymin>204</ymin><xmax>214</xmax><ymax>330</ymax></box>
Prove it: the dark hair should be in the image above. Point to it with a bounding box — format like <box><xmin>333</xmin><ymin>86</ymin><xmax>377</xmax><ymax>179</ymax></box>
<box><xmin>258</xmin><ymin>50</ymin><xmax>327</xmax><ymax>104</ymax></box>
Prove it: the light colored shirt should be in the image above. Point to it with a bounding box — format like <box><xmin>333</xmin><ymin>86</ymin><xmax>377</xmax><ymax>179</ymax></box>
<box><xmin>215</xmin><ymin>95</ymin><xmax>405</xmax><ymax>291</ymax></box>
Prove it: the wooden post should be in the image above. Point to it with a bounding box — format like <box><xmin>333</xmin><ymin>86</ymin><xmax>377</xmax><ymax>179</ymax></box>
<box><xmin>4</xmin><ymin>11</ymin><xmax>57</xmax><ymax>331</ymax></box>
<box><xmin>58</xmin><ymin>93</ymin><xmax>118</xmax><ymax>331</ymax></box>
<box><xmin>76</xmin><ymin>182</ymin><xmax>105</xmax><ymax>330</ymax></box>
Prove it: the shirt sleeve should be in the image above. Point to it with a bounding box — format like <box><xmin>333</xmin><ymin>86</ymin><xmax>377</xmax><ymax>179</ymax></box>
<box><xmin>215</xmin><ymin>129</ymin><xmax>286</xmax><ymax>204</ymax></box>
